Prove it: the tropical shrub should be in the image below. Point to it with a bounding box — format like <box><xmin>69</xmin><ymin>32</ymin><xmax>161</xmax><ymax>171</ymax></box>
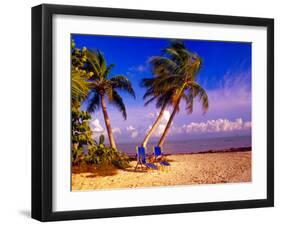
<box><xmin>71</xmin><ymin>101</ymin><xmax>94</xmax><ymax>165</ymax></box>
<box><xmin>85</xmin><ymin>135</ymin><xmax>130</xmax><ymax>169</ymax></box>
<box><xmin>71</xmin><ymin>40</ymin><xmax>94</xmax><ymax>165</ymax></box>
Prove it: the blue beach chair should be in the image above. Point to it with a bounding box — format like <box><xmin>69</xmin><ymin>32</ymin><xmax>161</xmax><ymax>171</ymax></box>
<box><xmin>154</xmin><ymin>146</ymin><xmax>170</xmax><ymax>167</ymax></box>
<box><xmin>135</xmin><ymin>147</ymin><xmax>158</xmax><ymax>171</ymax></box>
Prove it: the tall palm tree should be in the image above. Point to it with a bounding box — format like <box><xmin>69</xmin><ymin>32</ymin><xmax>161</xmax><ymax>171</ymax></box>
<box><xmin>141</xmin><ymin>41</ymin><xmax>200</xmax><ymax>147</ymax></box>
<box><xmin>152</xmin><ymin>41</ymin><xmax>209</xmax><ymax>147</ymax></box>
<box><xmin>84</xmin><ymin>50</ymin><xmax>135</xmax><ymax>149</ymax></box>
<box><xmin>141</xmin><ymin>70</ymin><xmax>177</xmax><ymax>148</ymax></box>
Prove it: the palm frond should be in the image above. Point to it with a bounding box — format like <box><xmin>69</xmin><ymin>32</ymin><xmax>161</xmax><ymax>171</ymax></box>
<box><xmin>186</xmin><ymin>81</ymin><xmax>209</xmax><ymax>114</ymax></box>
<box><xmin>144</xmin><ymin>96</ymin><xmax>158</xmax><ymax>106</ymax></box>
<box><xmin>185</xmin><ymin>55</ymin><xmax>203</xmax><ymax>81</ymax></box>
<box><xmin>141</xmin><ymin>77</ymin><xmax>155</xmax><ymax>88</ymax></box>
<box><xmin>85</xmin><ymin>50</ymin><xmax>101</xmax><ymax>77</ymax></box>
<box><xmin>182</xmin><ymin>93</ymin><xmax>194</xmax><ymax>114</ymax></box>
<box><xmin>86</xmin><ymin>91</ymin><xmax>100</xmax><ymax>113</ymax></box>
<box><xmin>110</xmin><ymin>90</ymin><xmax>127</xmax><ymax>119</ymax></box>
<box><xmin>96</xmin><ymin>50</ymin><xmax>108</xmax><ymax>76</ymax></box>
<box><xmin>72</xmin><ymin>70</ymin><xmax>90</xmax><ymax>100</ymax></box>
<box><xmin>105</xmin><ymin>86</ymin><xmax>114</xmax><ymax>102</ymax></box>
<box><xmin>150</xmin><ymin>56</ymin><xmax>178</xmax><ymax>75</ymax></box>
<box><xmin>104</xmin><ymin>64</ymin><xmax>114</xmax><ymax>78</ymax></box>
<box><xmin>151</xmin><ymin>74</ymin><xmax>184</xmax><ymax>93</ymax></box>
<box><xmin>164</xmin><ymin>40</ymin><xmax>191</xmax><ymax>63</ymax></box>
<box><xmin>143</xmin><ymin>87</ymin><xmax>155</xmax><ymax>100</ymax></box>
<box><xmin>155</xmin><ymin>90</ymin><xmax>176</xmax><ymax>108</ymax></box>
<box><xmin>110</xmin><ymin>75</ymin><xmax>136</xmax><ymax>98</ymax></box>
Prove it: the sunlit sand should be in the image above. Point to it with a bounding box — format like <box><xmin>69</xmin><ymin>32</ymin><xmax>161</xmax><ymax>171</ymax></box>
<box><xmin>72</xmin><ymin>150</ymin><xmax>251</xmax><ymax>190</ymax></box>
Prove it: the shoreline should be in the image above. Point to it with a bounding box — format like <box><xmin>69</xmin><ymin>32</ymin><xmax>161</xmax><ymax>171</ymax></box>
<box><xmin>72</xmin><ymin>148</ymin><xmax>252</xmax><ymax>190</ymax></box>
<box><xmin>175</xmin><ymin>146</ymin><xmax>251</xmax><ymax>154</ymax></box>
<box><xmin>126</xmin><ymin>146</ymin><xmax>252</xmax><ymax>159</ymax></box>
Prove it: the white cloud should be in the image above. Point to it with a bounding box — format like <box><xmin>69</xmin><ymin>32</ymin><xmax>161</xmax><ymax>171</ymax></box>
<box><xmin>147</xmin><ymin>112</ymin><xmax>155</xmax><ymax>119</ymax></box>
<box><xmin>134</xmin><ymin>65</ymin><xmax>147</xmax><ymax>72</ymax></box>
<box><xmin>152</xmin><ymin>124</ymin><xmax>166</xmax><ymax>137</ymax></box>
<box><xmin>147</xmin><ymin>110</ymin><xmax>171</xmax><ymax>137</ymax></box>
<box><xmin>126</xmin><ymin>125</ymin><xmax>138</xmax><ymax>138</ymax></box>
<box><xmin>127</xmin><ymin>125</ymin><xmax>134</xmax><ymax>131</ymax></box>
<box><xmin>171</xmin><ymin>126</ymin><xmax>183</xmax><ymax>135</ymax></box>
<box><xmin>182</xmin><ymin>118</ymin><xmax>251</xmax><ymax>134</ymax></box>
<box><xmin>129</xmin><ymin>63</ymin><xmax>149</xmax><ymax>73</ymax></box>
<box><xmin>112</xmin><ymin>127</ymin><xmax>122</xmax><ymax>135</ymax></box>
<box><xmin>131</xmin><ymin>131</ymin><xmax>138</xmax><ymax>138</ymax></box>
<box><xmin>90</xmin><ymin>119</ymin><xmax>106</xmax><ymax>139</ymax></box>
<box><xmin>91</xmin><ymin>119</ymin><xmax>104</xmax><ymax>133</ymax></box>
<box><xmin>162</xmin><ymin>110</ymin><xmax>170</xmax><ymax>121</ymax></box>
<box><xmin>244</xmin><ymin>121</ymin><xmax>252</xmax><ymax>130</ymax></box>
<box><xmin>177</xmin><ymin>71</ymin><xmax>251</xmax><ymax>119</ymax></box>
<box><xmin>207</xmin><ymin>71</ymin><xmax>251</xmax><ymax>112</ymax></box>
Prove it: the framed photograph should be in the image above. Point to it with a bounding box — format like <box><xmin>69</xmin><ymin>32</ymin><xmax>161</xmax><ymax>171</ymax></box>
<box><xmin>32</xmin><ymin>4</ymin><xmax>274</xmax><ymax>221</ymax></box>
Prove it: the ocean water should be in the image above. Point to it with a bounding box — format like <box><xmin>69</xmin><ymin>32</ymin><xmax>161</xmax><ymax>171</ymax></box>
<box><xmin>117</xmin><ymin>136</ymin><xmax>251</xmax><ymax>155</ymax></box>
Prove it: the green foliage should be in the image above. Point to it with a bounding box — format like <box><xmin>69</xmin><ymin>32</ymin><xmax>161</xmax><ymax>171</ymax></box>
<box><xmin>99</xmin><ymin>134</ymin><xmax>105</xmax><ymax>145</ymax></box>
<box><xmin>71</xmin><ymin>40</ymin><xmax>130</xmax><ymax>168</ymax></box>
<box><xmin>84</xmin><ymin>49</ymin><xmax>135</xmax><ymax>119</ymax></box>
<box><xmin>72</xmin><ymin>69</ymin><xmax>90</xmax><ymax>101</ymax></box>
<box><xmin>142</xmin><ymin>40</ymin><xmax>209</xmax><ymax>114</ymax></box>
<box><xmin>84</xmin><ymin>135</ymin><xmax>130</xmax><ymax>169</ymax></box>
<box><xmin>71</xmin><ymin>101</ymin><xmax>94</xmax><ymax>165</ymax></box>
<box><xmin>71</xmin><ymin>40</ymin><xmax>94</xmax><ymax>165</ymax></box>
<box><xmin>72</xmin><ymin>145</ymin><xmax>84</xmax><ymax>166</ymax></box>
<box><xmin>71</xmin><ymin>40</ymin><xmax>92</xmax><ymax>102</ymax></box>
<box><xmin>71</xmin><ymin>109</ymin><xmax>130</xmax><ymax>168</ymax></box>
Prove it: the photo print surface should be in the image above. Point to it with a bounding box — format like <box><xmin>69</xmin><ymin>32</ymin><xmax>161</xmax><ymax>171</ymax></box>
<box><xmin>71</xmin><ymin>34</ymin><xmax>252</xmax><ymax>191</ymax></box>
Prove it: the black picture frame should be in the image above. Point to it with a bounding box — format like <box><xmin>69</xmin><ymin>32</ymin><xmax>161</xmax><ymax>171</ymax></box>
<box><xmin>32</xmin><ymin>3</ymin><xmax>274</xmax><ymax>222</ymax></box>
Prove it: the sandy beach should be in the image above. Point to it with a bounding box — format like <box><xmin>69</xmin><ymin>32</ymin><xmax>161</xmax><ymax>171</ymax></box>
<box><xmin>72</xmin><ymin>150</ymin><xmax>251</xmax><ymax>191</ymax></box>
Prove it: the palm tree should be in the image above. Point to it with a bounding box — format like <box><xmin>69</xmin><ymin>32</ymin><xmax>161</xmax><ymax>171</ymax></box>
<box><xmin>141</xmin><ymin>41</ymin><xmax>201</xmax><ymax>147</ymax></box>
<box><xmin>141</xmin><ymin>71</ymin><xmax>177</xmax><ymax>148</ymax></box>
<box><xmin>84</xmin><ymin>50</ymin><xmax>135</xmax><ymax>149</ymax></box>
<box><xmin>152</xmin><ymin>41</ymin><xmax>209</xmax><ymax>147</ymax></box>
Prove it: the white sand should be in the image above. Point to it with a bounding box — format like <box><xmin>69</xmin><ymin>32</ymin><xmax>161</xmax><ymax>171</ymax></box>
<box><xmin>72</xmin><ymin>151</ymin><xmax>251</xmax><ymax>190</ymax></box>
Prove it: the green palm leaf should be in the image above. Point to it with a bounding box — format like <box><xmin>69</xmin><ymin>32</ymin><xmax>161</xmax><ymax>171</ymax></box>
<box><xmin>111</xmin><ymin>90</ymin><xmax>127</xmax><ymax>120</ymax></box>
<box><xmin>187</xmin><ymin>81</ymin><xmax>209</xmax><ymax>113</ymax></box>
<box><xmin>110</xmin><ymin>75</ymin><xmax>136</xmax><ymax>98</ymax></box>
<box><xmin>87</xmin><ymin>92</ymin><xmax>100</xmax><ymax>112</ymax></box>
<box><xmin>72</xmin><ymin>69</ymin><xmax>90</xmax><ymax>100</ymax></box>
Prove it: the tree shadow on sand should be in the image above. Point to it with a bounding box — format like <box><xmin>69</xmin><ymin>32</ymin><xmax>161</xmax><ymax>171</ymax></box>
<box><xmin>72</xmin><ymin>162</ymin><xmax>154</xmax><ymax>179</ymax></box>
<box><xmin>72</xmin><ymin>164</ymin><xmax>118</xmax><ymax>177</ymax></box>
<box><xmin>122</xmin><ymin>168</ymin><xmax>149</xmax><ymax>173</ymax></box>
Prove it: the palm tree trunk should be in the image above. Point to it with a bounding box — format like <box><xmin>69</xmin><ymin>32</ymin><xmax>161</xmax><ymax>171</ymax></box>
<box><xmin>100</xmin><ymin>94</ymin><xmax>117</xmax><ymax>149</ymax></box>
<box><xmin>141</xmin><ymin>102</ymin><xmax>167</xmax><ymax>147</ymax></box>
<box><xmin>158</xmin><ymin>86</ymin><xmax>185</xmax><ymax>147</ymax></box>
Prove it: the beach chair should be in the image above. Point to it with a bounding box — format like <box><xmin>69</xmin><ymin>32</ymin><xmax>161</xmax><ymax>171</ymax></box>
<box><xmin>153</xmin><ymin>146</ymin><xmax>170</xmax><ymax>167</ymax></box>
<box><xmin>135</xmin><ymin>146</ymin><xmax>158</xmax><ymax>171</ymax></box>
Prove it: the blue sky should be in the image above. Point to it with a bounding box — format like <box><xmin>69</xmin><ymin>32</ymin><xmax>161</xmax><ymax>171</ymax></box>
<box><xmin>72</xmin><ymin>34</ymin><xmax>252</xmax><ymax>143</ymax></box>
